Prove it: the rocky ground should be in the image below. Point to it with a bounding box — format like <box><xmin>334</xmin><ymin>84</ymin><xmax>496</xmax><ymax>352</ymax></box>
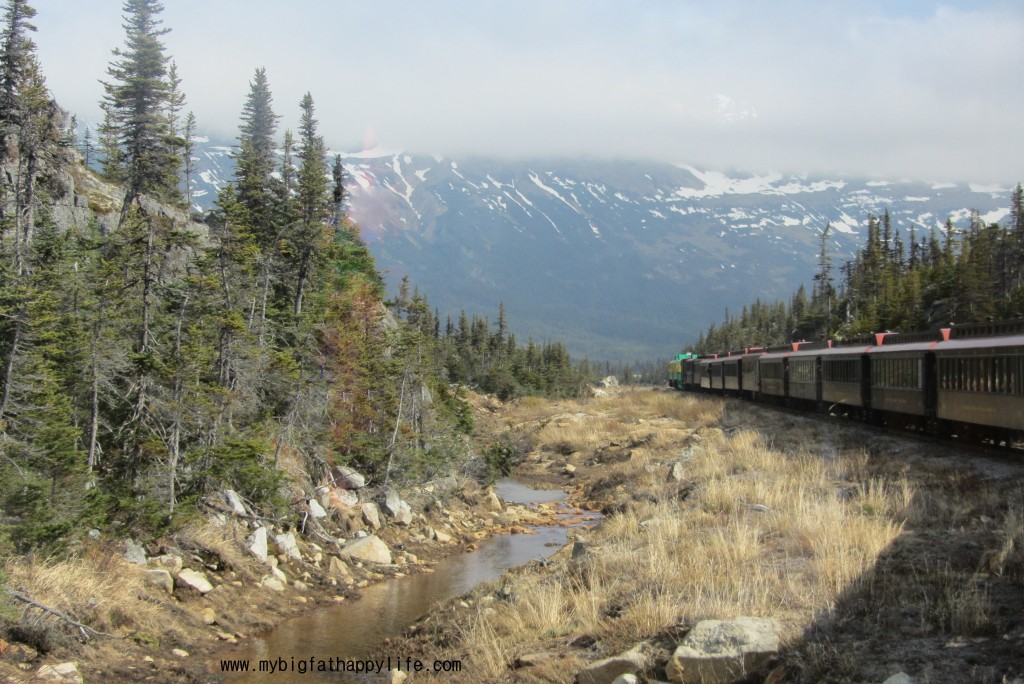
<box><xmin>3</xmin><ymin>385</ymin><xmax>1023</xmax><ymax>684</ymax></box>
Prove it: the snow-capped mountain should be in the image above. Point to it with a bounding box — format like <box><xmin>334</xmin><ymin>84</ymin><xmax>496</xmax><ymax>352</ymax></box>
<box><xmin>189</xmin><ymin>141</ymin><xmax>1014</xmax><ymax>360</ymax></box>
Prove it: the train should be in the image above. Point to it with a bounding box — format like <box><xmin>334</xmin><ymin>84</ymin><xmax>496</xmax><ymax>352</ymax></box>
<box><xmin>668</xmin><ymin>320</ymin><xmax>1024</xmax><ymax>446</ymax></box>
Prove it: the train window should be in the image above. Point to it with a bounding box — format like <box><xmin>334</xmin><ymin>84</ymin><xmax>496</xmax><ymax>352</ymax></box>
<box><xmin>761</xmin><ymin>361</ymin><xmax>783</xmax><ymax>380</ymax></box>
<box><xmin>791</xmin><ymin>360</ymin><xmax>815</xmax><ymax>383</ymax></box>
<box><xmin>825</xmin><ymin>359</ymin><xmax>859</xmax><ymax>383</ymax></box>
<box><xmin>936</xmin><ymin>354</ymin><xmax>1024</xmax><ymax>394</ymax></box>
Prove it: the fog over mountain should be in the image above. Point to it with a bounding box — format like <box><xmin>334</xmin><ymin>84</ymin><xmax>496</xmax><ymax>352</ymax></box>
<box><xmin>188</xmin><ymin>141</ymin><xmax>1014</xmax><ymax>361</ymax></box>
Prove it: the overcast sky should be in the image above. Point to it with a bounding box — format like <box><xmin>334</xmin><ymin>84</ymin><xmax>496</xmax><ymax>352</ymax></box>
<box><xmin>33</xmin><ymin>1</ymin><xmax>1024</xmax><ymax>184</ymax></box>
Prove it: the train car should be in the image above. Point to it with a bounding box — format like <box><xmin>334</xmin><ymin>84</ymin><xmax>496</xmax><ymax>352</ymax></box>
<box><xmin>668</xmin><ymin>319</ymin><xmax>1024</xmax><ymax>447</ymax></box>
<box><xmin>683</xmin><ymin>356</ymin><xmax>702</xmax><ymax>389</ymax></box>
<box><xmin>667</xmin><ymin>353</ymin><xmax>699</xmax><ymax>390</ymax></box>
<box><xmin>721</xmin><ymin>353</ymin><xmax>742</xmax><ymax>393</ymax></box>
<box><xmin>757</xmin><ymin>349</ymin><xmax>790</xmax><ymax>400</ymax></box>
<box><xmin>865</xmin><ymin>332</ymin><xmax>940</xmax><ymax>428</ymax></box>
<box><xmin>787</xmin><ymin>342</ymin><xmax>831</xmax><ymax>404</ymax></box>
<box><xmin>739</xmin><ymin>347</ymin><xmax>765</xmax><ymax>398</ymax></box>
<box><xmin>698</xmin><ymin>356</ymin><xmax>717</xmax><ymax>390</ymax></box>
<box><xmin>820</xmin><ymin>343</ymin><xmax>872</xmax><ymax>411</ymax></box>
<box><xmin>933</xmin><ymin>330</ymin><xmax>1024</xmax><ymax>439</ymax></box>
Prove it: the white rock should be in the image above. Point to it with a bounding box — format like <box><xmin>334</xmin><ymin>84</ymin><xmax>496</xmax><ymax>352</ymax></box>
<box><xmin>340</xmin><ymin>535</ymin><xmax>392</xmax><ymax>564</ymax></box>
<box><xmin>261</xmin><ymin>576</ymin><xmax>285</xmax><ymax>592</ymax></box>
<box><xmin>175</xmin><ymin>568</ymin><xmax>213</xmax><ymax>595</ymax></box>
<box><xmin>665</xmin><ymin>617</ymin><xmax>780</xmax><ymax>683</ymax></box>
<box><xmin>124</xmin><ymin>540</ymin><xmax>147</xmax><ymax>565</ymax></box>
<box><xmin>308</xmin><ymin>498</ymin><xmax>328</xmax><ymax>518</ymax></box>
<box><xmin>576</xmin><ymin>645</ymin><xmax>646</xmax><ymax>684</ymax></box>
<box><xmin>883</xmin><ymin>675</ymin><xmax>914</xmax><ymax>684</ymax></box>
<box><xmin>221</xmin><ymin>489</ymin><xmax>248</xmax><ymax>516</ymax></box>
<box><xmin>144</xmin><ymin>568</ymin><xmax>174</xmax><ymax>594</ymax></box>
<box><xmin>246</xmin><ymin>527</ymin><xmax>268</xmax><ymax>563</ymax></box>
<box><xmin>35</xmin><ymin>662</ymin><xmax>83</xmax><ymax>683</ymax></box>
<box><xmin>380</xmin><ymin>490</ymin><xmax>413</xmax><ymax>525</ymax></box>
<box><xmin>272</xmin><ymin>532</ymin><xmax>303</xmax><ymax>562</ymax></box>
<box><xmin>361</xmin><ymin>502</ymin><xmax>382</xmax><ymax>530</ymax></box>
<box><xmin>329</xmin><ymin>465</ymin><xmax>366</xmax><ymax>489</ymax></box>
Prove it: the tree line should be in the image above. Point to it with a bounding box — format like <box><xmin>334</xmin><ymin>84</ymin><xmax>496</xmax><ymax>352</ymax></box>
<box><xmin>0</xmin><ymin>0</ymin><xmax>591</xmax><ymax>554</ymax></box>
<box><xmin>691</xmin><ymin>195</ymin><xmax>1024</xmax><ymax>354</ymax></box>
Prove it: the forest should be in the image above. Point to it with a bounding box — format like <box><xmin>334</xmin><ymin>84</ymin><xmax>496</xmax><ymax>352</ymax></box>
<box><xmin>692</xmin><ymin>200</ymin><xmax>1024</xmax><ymax>354</ymax></box>
<box><xmin>0</xmin><ymin>0</ymin><xmax>589</xmax><ymax>555</ymax></box>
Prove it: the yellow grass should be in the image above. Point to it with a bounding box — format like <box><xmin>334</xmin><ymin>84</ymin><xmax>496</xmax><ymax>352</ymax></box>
<box><xmin>446</xmin><ymin>389</ymin><xmax>911</xmax><ymax>680</ymax></box>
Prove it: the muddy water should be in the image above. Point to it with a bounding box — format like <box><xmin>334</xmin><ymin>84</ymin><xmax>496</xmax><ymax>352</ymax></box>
<box><xmin>216</xmin><ymin>480</ymin><xmax>594</xmax><ymax>683</ymax></box>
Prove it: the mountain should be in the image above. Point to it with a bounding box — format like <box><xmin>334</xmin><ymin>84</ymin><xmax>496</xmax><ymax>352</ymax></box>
<box><xmin>189</xmin><ymin>141</ymin><xmax>1014</xmax><ymax>360</ymax></box>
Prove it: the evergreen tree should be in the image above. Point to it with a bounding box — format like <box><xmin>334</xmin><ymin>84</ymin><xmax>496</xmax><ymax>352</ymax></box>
<box><xmin>99</xmin><ymin>0</ymin><xmax>182</xmax><ymax>213</ymax></box>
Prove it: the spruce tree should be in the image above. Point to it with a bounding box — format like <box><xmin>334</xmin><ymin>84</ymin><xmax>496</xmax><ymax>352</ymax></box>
<box><xmin>99</xmin><ymin>0</ymin><xmax>182</xmax><ymax>213</ymax></box>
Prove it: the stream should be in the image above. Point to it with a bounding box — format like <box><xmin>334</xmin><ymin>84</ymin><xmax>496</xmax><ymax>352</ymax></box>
<box><xmin>215</xmin><ymin>479</ymin><xmax>597</xmax><ymax>682</ymax></box>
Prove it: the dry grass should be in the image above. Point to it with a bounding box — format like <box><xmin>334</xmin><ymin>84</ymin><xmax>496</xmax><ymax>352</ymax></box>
<box><xmin>439</xmin><ymin>389</ymin><xmax>914</xmax><ymax>681</ymax></box>
<box><xmin>3</xmin><ymin>546</ymin><xmax>191</xmax><ymax>653</ymax></box>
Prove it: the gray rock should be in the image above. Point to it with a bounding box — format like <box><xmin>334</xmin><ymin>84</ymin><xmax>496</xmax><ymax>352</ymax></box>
<box><xmin>611</xmin><ymin>676</ymin><xmax>640</xmax><ymax>684</ymax></box>
<box><xmin>35</xmin><ymin>662</ymin><xmax>83</xmax><ymax>683</ymax></box>
<box><xmin>176</xmin><ymin>568</ymin><xmax>214</xmax><ymax>595</ymax></box>
<box><xmin>340</xmin><ymin>535</ymin><xmax>393</xmax><ymax>564</ymax></box>
<box><xmin>144</xmin><ymin>568</ymin><xmax>174</xmax><ymax>594</ymax></box>
<box><xmin>361</xmin><ymin>502</ymin><xmax>382</xmax><ymax>530</ymax></box>
<box><xmin>380</xmin><ymin>490</ymin><xmax>413</xmax><ymax>525</ymax></box>
<box><xmin>482</xmin><ymin>488</ymin><xmax>505</xmax><ymax>512</ymax></box>
<box><xmin>330</xmin><ymin>465</ymin><xmax>366</xmax><ymax>490</ymax></box>
<box><xmin>308</xmin><ymin>498</ymin><xmax>328</xmax><ymax>519</ymax></box>
<box><xmin>323</xmin><ymin>487</ymin><xmax>359</xmax><ymax>509</ymax></box>
<box><xmin>247</xmin><ymin>527</ymin><xmax>268</xmax><ymax>563</ymax></box>
<box><xmin>261</xmin><ymin>576</ymin><xmax>285</xmax><ymax>592</ymax></box>
<box><xmin>272</xmin><ymin>532</ymin><xmax>303</xmax><ymax>562</ymax></box>
<box><xmin>665</xmin><ymin>617</ymin><xmax>780</xmax><ymax>683</ymax></box>
<box><xmin>150</xmin><ymin>553</ymin><xmax>184</xmax><ymax>574</ymax></box>
<box><xmin>576</xmin><ymin>645</ymin><xmax>647</xmax><ymax>684</ymax></box>
<box><xmin>882</xmin><ymin>675</ymin><xmax>914</xmax><ymax>684</ymax></box>
<box><xmin>221</xmin><ymin>489</ymin><xmax>248</xmax><ymax>516</ymax></box>
<box><xmin>668</xmin><ymin>461</ymin><xmax>686</xmax><ymax>482</ymax></box>
<box><xmin>124</xmin><ymin>539</ymin><xmax>147</xmax><ymax>565</ymax></box>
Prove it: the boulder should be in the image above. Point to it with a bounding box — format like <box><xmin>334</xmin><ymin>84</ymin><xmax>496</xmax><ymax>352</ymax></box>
<box><xmin>431</xmin><ymin>527</ymin><xmax>453</xmax><ymax>544</ymax></box>
<box><xmin>35</xmin><ymin>662</ymin><xmax>83</xmax><ymax>683</ymax></box>
<box><xmin>576</xmin><ymin>644</ymin><xmax>647</xmax><ymax>684</ymax></box>
<box><xmin>124</xmin><ymin>540</ymin><xmax>147</xmax><ymax>565</ymax></box>
<box><xmin>150</xmin><ymin>553</ymin><xmax>184</xmax><ymax>574</ymax></box>
<box><xmin>379</xmin><ymin>490</ymin><xmax>413</xmax><ymax>525</ymax></box>
<box><xmin>272</xmin><ymin>532</ymin><xmax>303</xmax><ymax>562</ymax></box>
<box><xmin>246</xmin><ymin>527</ymin><xmax>268</xmax><ymax>563</ymax></box>
<box><xmin>175</xmin><ymin>568</ymin><xmax>214</xmax><ymax>595</ymax></box>
<box><xmin>308</xmin><ymin>498</ymin><xmax>328</xmax><ymax>519</ymax></box>
<box><xmin>482</xmin><ymin>488</ymin><xmax>505</xmax><ymax>512</ymax></box>
<box><xmin>340</xmin><ymin>535</ymin><xmax>392</xmax><ymax>565</ymax></box>
<box><xmin>668</xmin><ymin>461</ymin><xmax>686</xmax><ymax>482</ymax></box>
<box><xmin>665</xmin><ymin>617</ymin><xmax>780</xmax><ymax>683</ymax></box>
<box><xmin>200</xmin><ymin>607</ymin><xmax>217</xmax><ymax>625</ymax></box>
<box><xmin>327</xmin><ymin>556</ymin><xmax>351</xmax><ymax>578</ymax></box>
<box><xmin>882</xmin><ymin>675</ymin><xmax>914</xmax><ymax>684</ymax></box>
<box><xmin>361</xmin><ymin>502</ymin><xmax>383</xmax><ymax>530</ymax></box>
<box><xmin>324</xmin><ymin>487</ymin><xmax>359</xmax><ymax>510</ymax></box>
<box><xmin>329</xmin><ymin>465</ymin><xmax>366</xmax><ymax>490</ymax></box>
<box><xmin>144</xmin><ymin>569</ymin><xmax>174</xmax><ymax>594</ymax></box>
<box><xmin>261</xmin><ymin>576</ymin><xmax>285</xmax><ymax>592</ymax></box>
<box><xmin>221</xmin><ymin>489</ymin><xmax>248</xmax><ymax>516</ymax></box>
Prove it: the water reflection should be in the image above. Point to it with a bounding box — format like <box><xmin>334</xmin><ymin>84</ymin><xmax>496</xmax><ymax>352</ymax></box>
<box><xmin>216</xmin><ymin>480</ymin><xmax>590</xmax><ymax>683</ymax></box>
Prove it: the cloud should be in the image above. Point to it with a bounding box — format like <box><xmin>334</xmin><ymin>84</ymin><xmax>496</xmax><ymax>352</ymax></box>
<box><xmin>33</xmin><ymin>0</ymin><xmax>1024</xmax><ymax>183</ymax></box>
